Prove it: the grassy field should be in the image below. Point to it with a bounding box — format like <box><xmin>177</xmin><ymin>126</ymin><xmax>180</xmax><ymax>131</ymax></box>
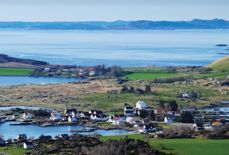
<box><xmin>0</xmin><ymin>146</ymin><xmax>28</xmax><ymax>155</ymax></box>
<box><xmin>193</xmin><ymin>71</ymin><xmax>229</xmax><ymax>79</ymax></box>
<box><xmin>101</xmin><ymin>134</ymin><xmax>229</xmax><ymax>155</ymax></box>
<box><xmin>124</xmin><ymin>72</ymin><xmax>179</xmax><ymax>80</ymax></box>
<box><xmin>0</xmin><ymin>67</ymin><xmax>33</xmax><ymax>76</ymax></box>
<box><xmin>123</xmin><ymin>70</ymin><xmax>229</xmax><ymax>81</ymax></box>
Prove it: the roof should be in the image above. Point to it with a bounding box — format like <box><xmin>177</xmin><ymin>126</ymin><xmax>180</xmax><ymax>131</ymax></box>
<box><xmin>65</xmin><ymin>108</ymin><xmax>77</xmax><ymax>113</ymax></box>
<box><xmin>125</xmin><ymin>106</ymin><xmax>133</xmax><ymax>109</ymax></box>
<box><xmin>212</xmin><ymin>122</ymin><xmax>223</xmax><ymax>126</ymax></box>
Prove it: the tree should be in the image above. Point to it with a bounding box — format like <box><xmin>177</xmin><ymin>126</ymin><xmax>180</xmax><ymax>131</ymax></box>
<box><xmin>166</xmin><ymin>100</ymin><xmax>178</xmax><ymax>111</ymax></box>
<box><xmin>181</xmin><ymin>111</ymin><xmax>194</xmax><ymax>123</ymax></box>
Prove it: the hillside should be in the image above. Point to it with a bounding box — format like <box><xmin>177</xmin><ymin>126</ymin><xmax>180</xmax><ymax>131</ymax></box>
<box><xmin>0</xmin><ymin>54</ymin><xmax>48</xmax><ymax>66</ymax></box>
<box><xmin>208</xmin><ymin>56</ymin><xmax>229</xmax><ymax>71</ymax></box>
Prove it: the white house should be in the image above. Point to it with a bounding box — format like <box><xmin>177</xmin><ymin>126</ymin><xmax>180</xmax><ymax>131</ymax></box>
<box><xmin>44</xmin><ymin>67</ymin><xmax>50</xmax><ymax>72</ymax></box>
<box><xmin>139</xmin><ymin>124</ymin><xmax>156</xmax><ymax>133</ymax></box>
<box><xmin>126</xmin><ymin>117</ymin><xmax>135</xmax><ymax>125</ymax></box>
<box><xmin>193</xmin><ymin>123</ymin><xmax>205</xmax><ymax>132</ymax></box>
<box><xmin>136</xmin><ymin>101</ymin><xmax>149</xmax><ymax>110</ymax></box>
<box><xmin>22</xmin><ymin>113</ymin><xmax>33</xmax><ymax>120</ymax></box>
<box><xmin>90</xmin><ymin>114</ymin><xmax>108</xmax><ymax>122</ymax></box>
<box><xmin>164</xmin><ymin>116</ymin><xmax>174</xmax><ymax>124</ymax></box>
<box><xmin>89</xmin><ymin>70</ymin><xmax>96</xmax><ymax>76</ymax></box>
<box><xmin>50</xmin><ymin>112</ymin><xmax>62</xmax><ymax>121</ymax></box>
<box><xmin>182</xmin><ymin>92</ymin><xmax>190</xmax><ymax>98</ymax></box>
<box><xmin>68</xmin><ymin>116</ymin><xmax>78</xmax><ymax>122</ymax></box>
<box><xmin>23</xmin><ymin>142</ymin><xmax>33</xmax><ymax>149</ymax></box>
<box><xmin>108</xmin><ymin>115</ymin><xmax>125</xmax><ymax>126</ymax></box>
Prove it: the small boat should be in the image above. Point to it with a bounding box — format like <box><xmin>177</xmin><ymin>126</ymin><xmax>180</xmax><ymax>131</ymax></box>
<box><xmin>214</xmin><ymin>108</ymin><xmax>220</xmax><ymax>112</ymax></box>
<box><xmin>10</xmin><ymin>122</ymin><xmax>31</xmax><ymax>125</ymax></box>
<box><xmin>70</xmin><ymin>128</ymin><xmax>97</xmax><ymax>133</ymax></box>
<box><xmin>0</xmin><ymin>116</ymin><xmax>6</xmax><ymax>123</ymax></box>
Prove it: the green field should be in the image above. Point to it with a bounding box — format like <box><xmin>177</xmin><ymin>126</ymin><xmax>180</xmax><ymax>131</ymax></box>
<box><xmin>0</xmin><ymin>146</ymin><xmax>28</xmax><ymax>155</ymax></box>
<box><xmin>0</xmin><ymin>68</ymin><xmax>33</xmax><ymax>76</ymax></box>
<box><xmin>123</xmin><ymin>69</ymin><xmax>229</xmax><ymax>80</ymax></box>
<box><xmin>124</xmin><ymin>72</ymin><xmax>179</xmax><ymax>80</ymax></box>
<box><xmin>193</xmin><ymin>71</ymin><xmax>229</xmax><ymax>79</ymax></box>
<box><xmin>101</xmin><ymin>134</ymin><xmax>229</xmax><ymax>155</ymax></box>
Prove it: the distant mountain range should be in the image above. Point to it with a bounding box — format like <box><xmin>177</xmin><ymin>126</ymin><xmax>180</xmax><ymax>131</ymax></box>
<box><xmin>0</xmin><ymin>19</ymin><xmax>229</xmax><ymax>30</ymax></box>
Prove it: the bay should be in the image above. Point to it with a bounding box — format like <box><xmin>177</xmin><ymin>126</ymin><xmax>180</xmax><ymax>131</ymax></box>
<box><xmin>0</xmin><ymin>29</ymin><xmax>228</xmax><ymax>67</ymax></box>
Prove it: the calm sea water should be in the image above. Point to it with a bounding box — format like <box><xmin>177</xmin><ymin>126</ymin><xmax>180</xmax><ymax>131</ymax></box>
<box><xmin>0</xmin><ymin>106</ymin><xmax>131</xmax><ymax>139</ymax></box>
<box><xmin>0</xmin><ymin>29</ymin><xmax>228</xmax><ymax>67</ymax></box>
<box><xmin>0</xmin><ymin>76</ymin><xmax>79</xmax><ymax>86</ymax></box>
<box><xmin>0</xmin><ymin>121</ymin><xmax>130</xmax><ymax>139</ymax></box>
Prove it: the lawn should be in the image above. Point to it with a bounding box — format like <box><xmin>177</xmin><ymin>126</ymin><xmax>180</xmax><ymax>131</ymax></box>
<box><xmin>0</xmin><ymin>146</ymin><xmax>28</xmax><ymax>155</ymax></box>
<box><xmin>101</xmin><ymin>134</ymin><xmax>229</xmax><ymax>155</ymax></box>
<box><xmin>193</xmin><ymin>71</ymin><xmax>229</xmax><ymax>79</ymax></box>
<box><xmin>0</xmin><ymin>68</ymin><xmax>33</xmax><ymax>76</ymax></box>
<box><xmin>80</xmin><ymin>93</ymin><xmax>155</xmax><ymax>110</ymax></box>
<box><xmin>124</xmin><ymin>72</ymin><xmax>179</xmax><ymax>80</ymax></box>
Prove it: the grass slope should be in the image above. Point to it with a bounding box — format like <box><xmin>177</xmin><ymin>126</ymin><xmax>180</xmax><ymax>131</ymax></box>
<box><xmin>208</xmin><ymin>56</ymin><xmax>229</xmax><ymax>71</ymax></box>
<box><xmin>0</xmin><ymin>146</ymin><xmax>28</xmax><ymax>155</ymax></box>
<box><xmin>123</xmin><ymin>68</ymin><xmax>179</xmax><ymax>80</ymax></box>
<box><xmin>0</xmin><ymin>68</ymin><xmax>33</xmax><ymax>76</ymax></box>
<box><xmin>101</xmin><ymin>134</ymin><xmax>229</xmax><ymax>155</ymax></box>
<box><xmin>124</xmin><ymin>72</ymin><xmax>178</xmax><ymax>80</ymax></box>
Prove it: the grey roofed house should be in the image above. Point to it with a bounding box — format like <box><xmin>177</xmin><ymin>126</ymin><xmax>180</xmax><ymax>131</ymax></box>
<box><xmin>0</xmin><ymin>138</ymin><xmax>6</xmax><ymax>146</ymax></box>
<box><xmin>144</xmin><ymin>123</ymin><xmax>156</xmax><ymax>132</ymax></box>
<box><xmin>17</xmin><ymin>134</ymin><xmax>27</xmax><ymax>141</ymax></box>
<box><xmin>193</xmin><ymin>122</ymin><xmax>205</xmax><ymax>131</ymax></box>
<box><xmin>124</xmin><ymin>106</ymin><xmax>134</xmax><ymax>116</ymax></box>
<box><xmin>79</xmin><ymin>111</ymin><xmax>91</xmax><ymax>118</ymax></box>
<box><xmin>89</xmin><ymin>110</ymin><xmax>103</xmax><ymax>115</ymax></box>
<box><xmin>59</xmin><ymin>134</ymin><xmax>70</xmax><ymax>140</ymax></box>
<box><xmin>38</xmin><ymin>135</ymin><xmax>53</xmax><ymax>141</ymax></box>
<box><xmin>65</xmin><ymin>108</ymin><xmax>77</xmax><ymax>115</ymax></box>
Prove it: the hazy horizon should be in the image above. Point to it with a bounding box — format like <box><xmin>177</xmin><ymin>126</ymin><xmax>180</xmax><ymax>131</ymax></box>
<box><xmin>0</xmin><ymin>18</ymin><xmax>227</xmax><ymax>22</ymax></box>
<box><xmin>0</xmin><ymin>0</ymin><xmax>228</xmax><ymax>21</ymax></box>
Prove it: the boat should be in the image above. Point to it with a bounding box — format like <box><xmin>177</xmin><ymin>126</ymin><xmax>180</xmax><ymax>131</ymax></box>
<box><xmin>70</xmin><ymin>128</ymin><xmax>97</xmax><ymax>133</ymax></box>
<box><xmin>0</xmin><ymin>116</ymin><xmax>6</xmax><ymax>123</ymax></box>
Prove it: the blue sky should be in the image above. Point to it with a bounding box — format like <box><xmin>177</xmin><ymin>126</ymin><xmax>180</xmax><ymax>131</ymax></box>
<box><xmin>0</xmin><ymin>0</ymin><xmax>228</xmax><ymax>21</ymax></box>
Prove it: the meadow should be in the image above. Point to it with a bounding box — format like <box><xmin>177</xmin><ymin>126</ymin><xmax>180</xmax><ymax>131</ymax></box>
<box><xmin>0</xmin><ymin>68</ymin><xmax>33</xmax><ymax>76</ymax></box>
<box><xmin>0</xmin><ymin>146</ymin><xmax>27</xmax><ymax>155</ymax></box>
<box><xmin>123</xmin><ymin>69</ymin><xmax>229</xmax><ymax>80</ymax></box>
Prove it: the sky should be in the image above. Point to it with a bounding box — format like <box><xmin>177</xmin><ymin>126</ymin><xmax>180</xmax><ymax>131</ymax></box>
<box><xmin>0</xmin><ymin>0</ymin><xmax>228</xmax><ymax>21</ymax></box>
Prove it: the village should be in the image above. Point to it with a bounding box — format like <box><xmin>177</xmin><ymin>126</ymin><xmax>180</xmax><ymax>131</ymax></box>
<box><xmin>0</xmin><ymin>98</ymin><xmax>228</xmax><ymax>150</ymax></box>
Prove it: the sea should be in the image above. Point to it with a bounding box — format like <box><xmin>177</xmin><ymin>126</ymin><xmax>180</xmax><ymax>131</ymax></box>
<box><xmin>0</xmin><ymin>29</ymin><xmax>228</xmax><ymax>67</ymax></box>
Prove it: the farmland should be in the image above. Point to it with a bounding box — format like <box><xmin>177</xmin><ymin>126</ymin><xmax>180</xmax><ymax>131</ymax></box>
<box><xmin>0</xmin><ymin>67</ymin><xmax>33</xmax><ymax>76</ymax></box>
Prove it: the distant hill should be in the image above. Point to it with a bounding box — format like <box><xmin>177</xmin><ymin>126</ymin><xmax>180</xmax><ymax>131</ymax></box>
<box><xmin>0</xmin><ymin>19</ymin><xmax>229</xmax><ymax>30</ymax></box>
<box><xmin>208</xmin><ymin>56</ymin><xmax>229</xmax><ymax>71</ymax></box>
<box><xmin>0</xmin><ymin>54</ymin><xmax>48</xmax><ymax>66</ymax></box>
